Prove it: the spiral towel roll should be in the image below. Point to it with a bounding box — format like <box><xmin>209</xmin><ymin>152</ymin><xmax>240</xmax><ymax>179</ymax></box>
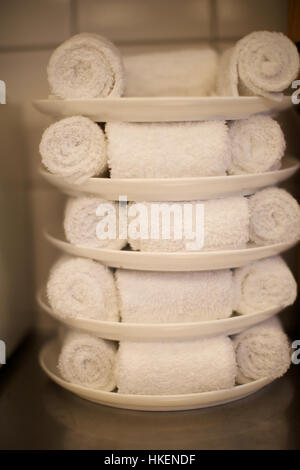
<box><xmin>40</xmin><ymin>116</ymin><xmax>107</xmax><ymax>184</ymax></box>
<box><xmin>116</xmin><ymin>337</ymin><xmax>237</xmax><ymax>395</ymax></box>
<box><xmin>228</xmin><ymin>116</ymin><xmax>286</xmax><ymax>175</ymax></box>
<box><xmin>234</xmin><ymin>256</ymin><xmax>297</xmax><ymax>315</ymax></box>
<box><xmin>47</xmin><ymin>256</ymin><xmax>119</xmax><ymax>321</ymax></box>
<box><xmin>106</xmin><ymin>121</ymin><xmax>230</xmax><ymax>178</ymax></box>
<box><xmin>249</xmin><ymin>188</ymin><xmax>300</xmax><ymax>245</ymax></box>
<box><xmin>216</xmin><ymin>31</ymin><xmax>299</xmax><ymax>99</ymax></box>
<box><xmin>116</xmin><ymin>269</ymin><xmax>234</xmax><ymax>323</ymax></box>
<box><xmin>233</xmin><ymin>318</ymin><xmax>291</xmax><ymax>384</ymax></box>
<box><xmin>58</xmin><ymin>331</ymin><xmax>117</xmax><ymax>390</ymax></box>
<box><xmin>64</xmin><ymin>196</ymin><xmax>127</xmax><ymax>250</ymax></box>
<box><xmin>47</xmin><ymin>33</ymin><xmax>124</xmax><ymax>99</ymax></box>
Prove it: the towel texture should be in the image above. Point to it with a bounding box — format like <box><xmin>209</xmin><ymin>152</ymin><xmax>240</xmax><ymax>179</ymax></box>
<box><xmin>40</xmin><ymin>116</ymin><xmax>107</xmax><ymax>184</ymax></box>
<box><xmin>233</xmin><ymin>318</ymin><xmax>291</xmax><ymax>384</ymax></box>
<box><xmin>229</xmin><ymin>116</ymin><xmax>286</xmax><ymax>175</ymax></box>
<box><xmin>216</xmin><ymin>31</ymin><xmax>299</xmax><ymax>99</ymax></box>
<box><xmin>58</xmin><ymin>331</ymin><xmax>117</xmax><ymax>390</ymax></box>
<box><xmin>47</xmin><ymin>256</ymin><xmax>119</xmax><ymax>321</ymax></box>
<box><xmin>249</xmin><ymin>188</ymin><xmax>300</xmax><ymax>245</ymax></box>
<box><xmin>116</xmin><ymin>337</ymin><xmax>237</xmax><ymax>395</ymax></box>
<box><xmin>47</xmin><ymin>33</ymin><xmax>124</xmax><ymax>99</ymax></box>
<box><xmin>106</xmin><ymin>121</ymin><xmax>230</xmax><ymax>179</ymax></box>
<box><xmin>234</xmin><ymin>256</ymin><xmax>297</xmax><ymax>315</ymax></box>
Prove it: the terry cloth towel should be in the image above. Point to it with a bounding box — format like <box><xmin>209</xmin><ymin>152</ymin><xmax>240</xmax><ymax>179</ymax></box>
<box><xmin>249</xmin><ymin>188</ymin><xmax>300</xmax><ymax>245</ymax></box>
<box><xmin>39</xmin><ymin>116</ymin><xmax>107</xmax><ymax>184</ymax></box>
<box><xmin>128</xmin><ymin>197</ymin><xmax>249</xmax><ymax>252</ymax></box>
<box><xmin>116</xmin><ymin>336</ymin><xmax>237</xmax><ymax>395</ymax></box>
<box><xmin>234</xmin><ymin>256</ymin><xmax>297</xmax><ymax>315</ymax></box>
<box><xmin>58</xmin><ymin>330</ymin><xmax>117</xmax><ymax>390</ymax></box>
<box><xmin>106</xmin><ymin>121</ymin><xmax>231</xmax><ymax>179</ymax></box>
<box><xmin>123</xmin><ymin>47</ymin><xmax>218</xmax><ymax>97</ymax></box>
<box><xmin>228</xmin><ymin>115</ymin><xmax>286</xmax><ymax>175</ymax></box>
<box><xmin>233</xmin><ymin>318</ymin><xmax>291</xmax><ymax>384</ymax></box>
<box><xmin>64</xmin><ymin>196</ymin><xmax>127</xmax><ymax>250</ymax></box>
<box><xmin>115</xmin><ymin>269</ymin><xmax>234</xmax><ymax>323</ymax></box>
<box><xmin>47</xmin><ymin>256</ymin><xmax>119</xmax><ymax>321</ymax></box>
<box><xmin>47</xmin><ymin>33</ymin><xmax>124</xmax><ymax>99</ymax></box>
<box><xmin>216</xmin><ymin>31</ymin><xmax>299</xmax><ymax>99</ymax></box>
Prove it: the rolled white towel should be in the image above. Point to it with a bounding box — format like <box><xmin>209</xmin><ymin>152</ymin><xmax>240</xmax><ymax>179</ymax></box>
<box><xmin>47</xmin><ymin>256</ymin><xmax>119</xmax><ymax>321</ymax></box>
<box><xmin>228</xmin><ymin>115</ymin><xmax>286</xmax><ymax>175</ymax></box>
<box><xmin>216</xmin><ymin>31</ymin><xmax>299</xmax><ymax>99</ymax></box>
<box><xmin>47</xmin><ymin>33</ymin><xmax>124</xmax><ymax>99</ymax></box>
<box><xmin>249</xmin><ymin>188</ymin><xmax>300</xmax><ymax>245</ymax></box>
<box><xmin>116</xmin><ymin>269</ymin><xmax>234</xmax><ymax>323</ymax></box>
<box><xmin>39</xmin><ymin>116</ymin><xmax>107</xmax><ymax>184</ymax></box>
<box><xmin>124</xmin><ymin>47</ymin><xmax>218</xmax><ymax>97</ymax></box>
<box><xmin>234</xmin><ymin>256</ymin><xmax>297</xmax><ymax>315</ymax></box>
<box><xmin>116</xmin><ymin>336</ymin><xmax>237</xmax><ymax>395</ymax></box>
<box><xmin>233</xmin><ymin>318</ymin><xmax>291</xmax><ymax>384</ymax></box>
<box><xmin>58</xmin><ymin>330</ymin><xmax>117</xmax><ymax>390</ymax></box>
<box><xmin>106</xmin><ymin>121</ymin><xmax>231</xmax><ymax>178</ymax></box>
<box><xmin>64</xmin><ymin>196</ymin><xmax>127</xmax><ymax>250</ymax></box>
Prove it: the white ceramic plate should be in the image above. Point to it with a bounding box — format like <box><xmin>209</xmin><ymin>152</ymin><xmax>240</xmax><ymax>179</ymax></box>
<box><xmin>33</xmin><ymin>96</ymin><xmax>292</xmax><ymax>122</ymax></box>
<box><xmin>40</xmin><ymin>339</ymin><xmax>274</xmax><ymax>411</ymax></box>
<box><xmin>39</xmin><ymin>156</ymin><xmax>299</xmax><ymax>202</ymax></box>
<box><xmin>45</xmin><ymin>231</ymin><xmax>298</xmax><ymax>271</ymax></box>
<box><xmin>37</xmin><ymin>288</ymin><xmax>281</xmax><ymax>341</ymax></box>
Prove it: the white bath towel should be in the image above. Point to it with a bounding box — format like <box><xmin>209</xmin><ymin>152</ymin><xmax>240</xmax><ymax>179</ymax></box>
<box><xmin>216</xmin><ymin>31</ymin><xmax>299</xmax><ymax>99</ymax></box>
<box><xmin>106</xmin><ymin>121</ymin><xmax>231</xmax><ymax>179</ymax></box>
<box><xmin>124</xmin><ymin>47</ymin><xmax>218</xmax><ymax>97</ymax></box>
<box><xmin>47</xmin><ymin>33</ymin><xmax>124</xmax><ymax>99</ymax></box>
<box><xmin>39</xmin><ymin>116</ymin><xmax>107</xmax><ymax>184</ymax></box>
<box><xmin>116</xmin><ymin>336</ymin><xmax>237</xmax><ymax>395</ymax></box>
<box><xmin>249</xmin><ymin>188</ymin><xmax>300</xmax><ymax>245</ymax></box>
<box><xmin>234</xmin><ymin>256</ymin><xmax>297</xmax><ymax>315</ymax></box>
<box><xmin>58</xmin><ymin>330</ymin><xmax>117</xmax><ymax>390</ymax></box>
<box><xmin>228</xmin><ymin>115</ymin><xmax>286</xmax><ymax>175</ymax></box>
<box><xmin>116</xmin><ymin>269</ymin><xmax>234</xmax><ymax>323</ymax></box>
<box><xmin>47</xmin><ymin>256</ymin><xmax>119</xmax><ymax>321</ymax></box>
<box><xmin>64</xmin><ymin>196</ymin><xmax>127</xmax><ymax>250</ymax></box>
<box><xmin>233</xmin><ymin>318</ymin><xmax>291</xmax><ymax>384</ymax></box>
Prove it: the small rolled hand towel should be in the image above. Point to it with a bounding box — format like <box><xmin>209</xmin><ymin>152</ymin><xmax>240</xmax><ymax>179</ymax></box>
<box><xmin>58</xmin><ymin>330</ymin><xmax>117</xmax><ymax>390</ymax></box>
<box><xmin>64</xmin><ymin>196</ymin><xmax>127</xmax><ymax>250</ymax></box>
<box><xmin>216</xmin><ymin>31</ymin><xmax>299</xmax><ymax>99</ymax></box>
<box><xmin>233</xmin><ymin>318</ymin><xmax>291</xmax><ymax>384</ymax></box>
<box><xmin>47</xmin><ymin>256</ymin><xmax>119</xmax><ymax>321</ymax></box>
<box><xmin>47</xmin><ymin>33</ymin><xmax>124</xmax><ymax>99</ymax></box>
<box><xmin>124</xmin><ymin>47</ymin><xmax>218</xmax><ymax>97</ymax></box>
<box><xmin>228</xmin><ymin>115</ymin><xmax>286</xmax><ymax>175</ymax></box>
<box><xmin>116</xmin><ymin>268</ymin><xmax>234</xmax><ymax>323</ymax></box>
<box><xmin>249</xmin><ymin>188</ymin><xmax>300</xmax><ymax>245</ymax></box>
<box><xmin>39</xmin><ymin>116</ymin><xmax>107</xmax><ymax>184</ymax></box>
<box><xmin>116</xmin><ymin>336</ymin><xmax>237</xmax><ymax>395</ymax></box>
<box><xmin>234</xmin><ymin>256</ymin><xmax>297</xmax><ymax>315</ymax></box>
<box><xmin>106</xmin><ymin>121</ymin><xmax>230</xmax><ymax>178</ymax></box>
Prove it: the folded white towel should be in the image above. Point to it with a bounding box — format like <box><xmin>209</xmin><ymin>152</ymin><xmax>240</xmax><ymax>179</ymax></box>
<box><xmin>229</xmin><ymin>116</ymin><xmax>286</xmax><ymax>175</ymax></box>
<box><xmin>216</xmin><ymin>31</ymin><xmax>299</xmax><ymax>99</ymax></box>
<box><xmin>64</xmin><ymin>196</ymin><xmax>127</xmax><ymax>250</ymax></box>
<box><xmin>249</xmin><ymin>188</ymin><xmax>300</xmax><ymax>245</ymax></box>
<box><xmin>116</xmin><ymin>336</ymin><xmax>237</xmax><ymax>395</ymax></box>
<box><xmin>233</xmin><ymin>318</ymin><xmax>291</xmax><ymax>384</ymax></box>
<box><xmin>106</xmin><ymin>121</ymin><xmax>230</xmax><ymax>179</ymax></box>
<box><xmin>47</xmin><ymin>256</ymin><xmax>119</xmax><ymax>321</ymax></box>
<box><xmin>124</xmin><ymin>47</ymin><xmax>218</xmax><ymax>97</ymax></box>
<box><xmin>234</xmin><ymin>256</ymin><xmax>297</xmax><ymax>315</ymax></box>
<box><xmin>39</xmin><ymin>116</ymin><xmax>107</xmax><ymax>184</ymax></box>
<box><xmin>116</xmin><ymin>269</ymin><xmax>234</xmax><ymax>323</ymax></box>
<box><xmin>58</xmin><ymin>330</ymin><xmax>117</xmax><ymax>390</ymax></box>
<box><xmin>47</xmin><ymin>33</ymin><xmax>124</xmax><ymax>99</ymax></box>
